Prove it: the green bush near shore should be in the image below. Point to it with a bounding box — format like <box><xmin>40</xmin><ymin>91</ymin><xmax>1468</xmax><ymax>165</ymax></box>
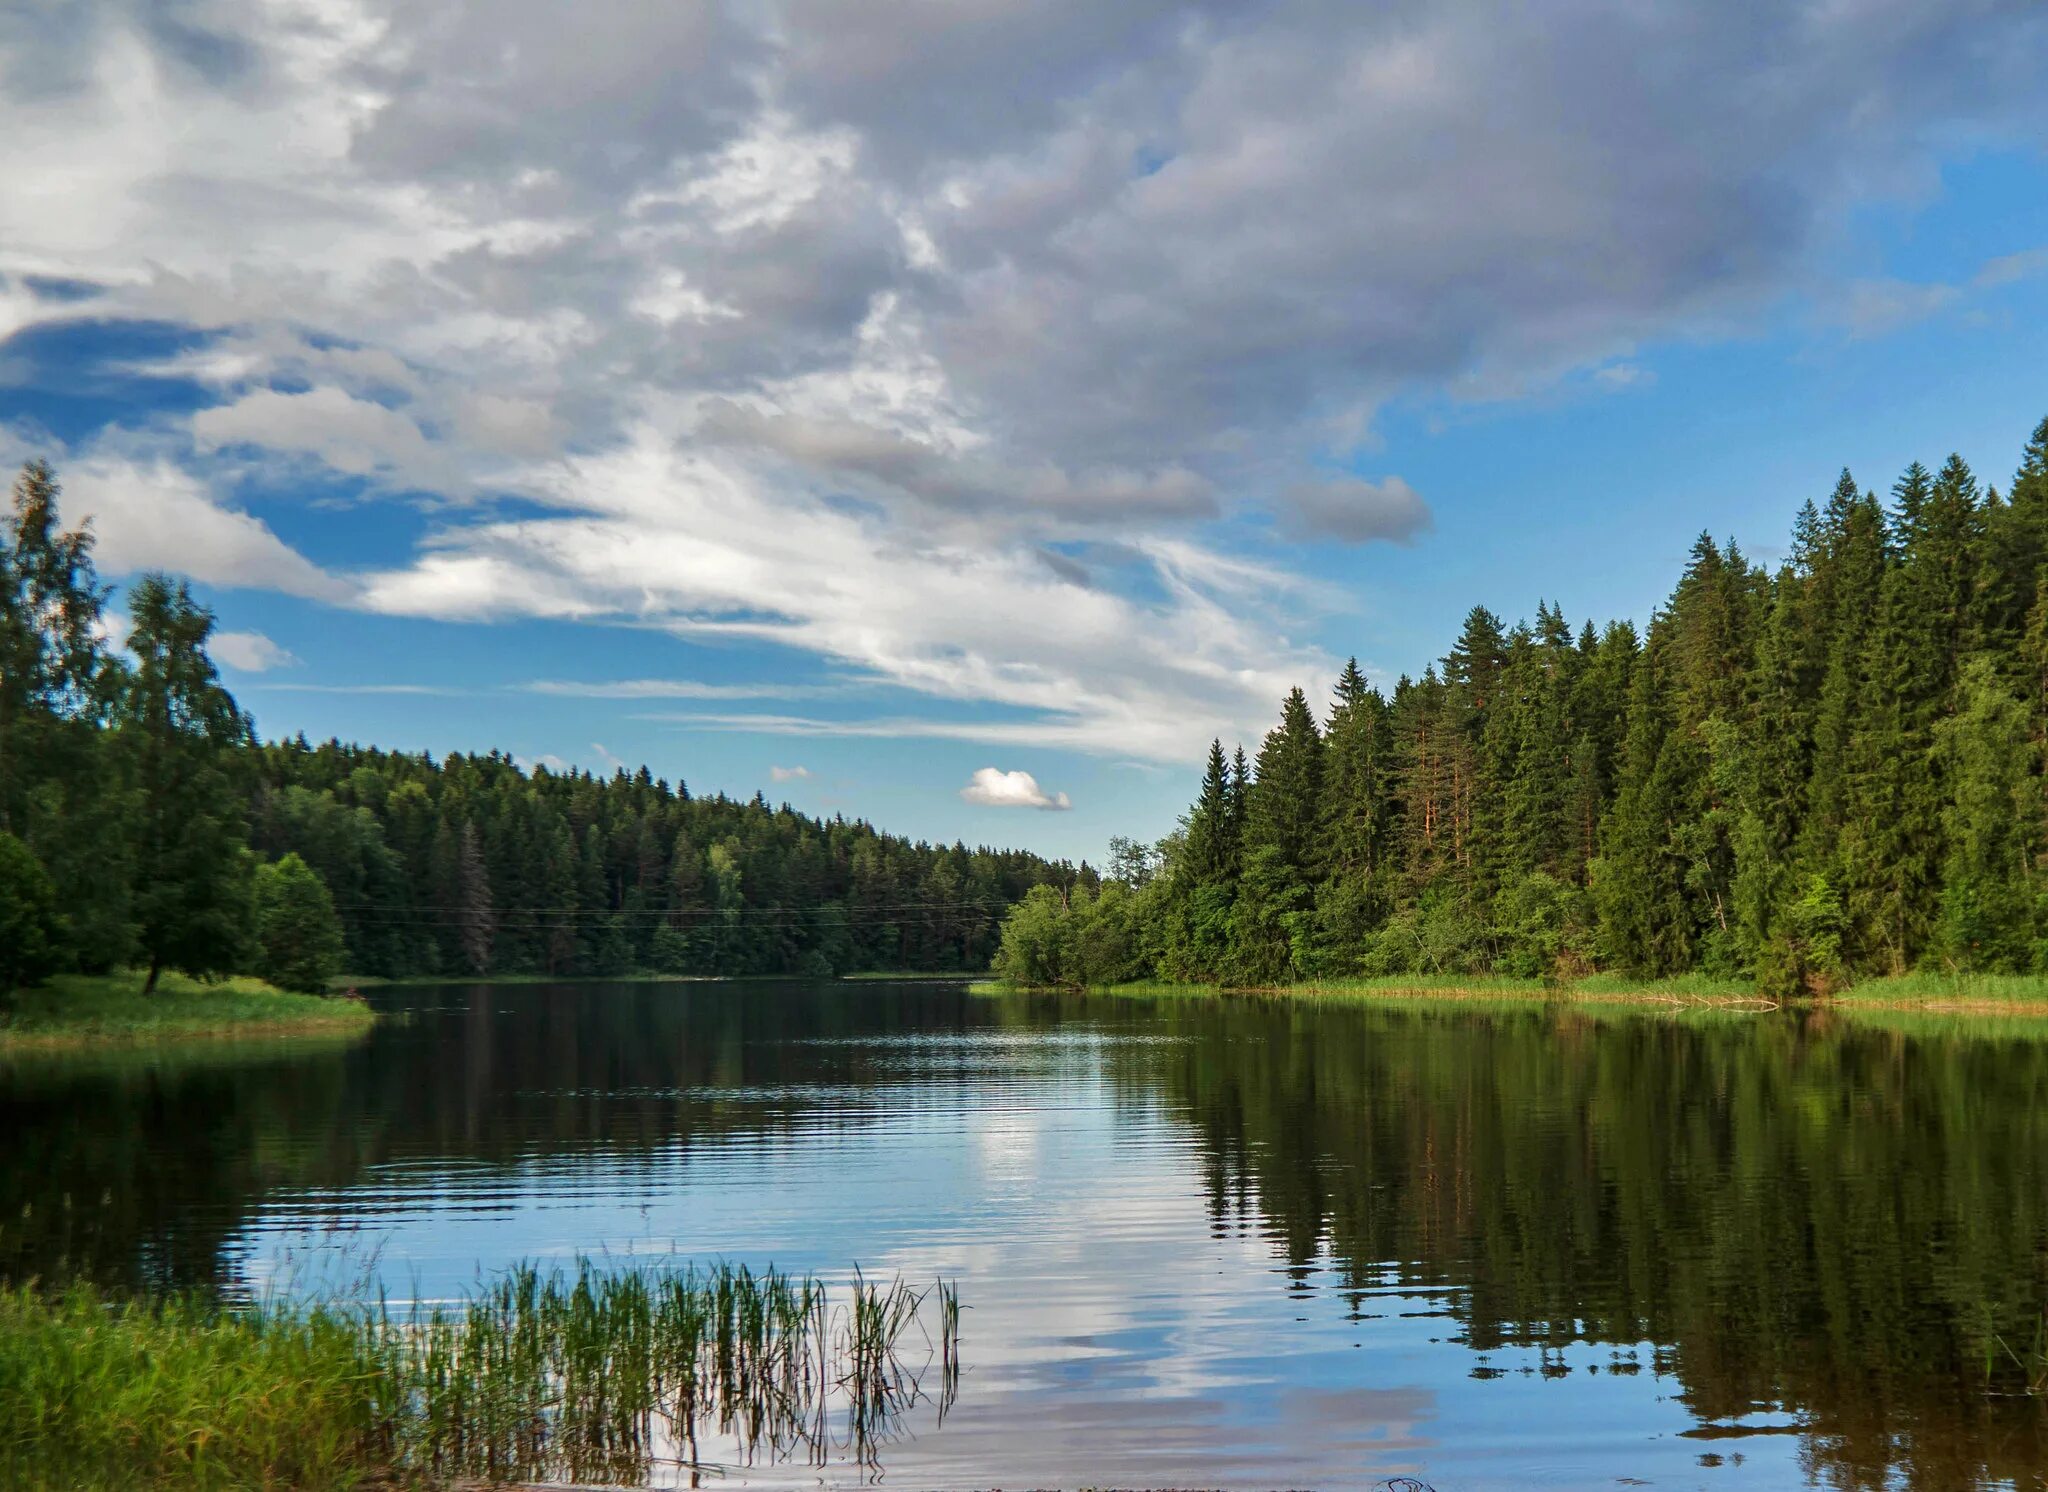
<box><xmin>0</xmin><ymin>971</ymin><xmax>374</xmax><ymax>1047</ymax></box>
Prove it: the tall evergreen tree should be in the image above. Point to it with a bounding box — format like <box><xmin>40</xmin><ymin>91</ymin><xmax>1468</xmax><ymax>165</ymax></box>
<box><xmin>120</xmin><ymin>575</ymin><xmax>253</xmax><ymax>993</ymax></box>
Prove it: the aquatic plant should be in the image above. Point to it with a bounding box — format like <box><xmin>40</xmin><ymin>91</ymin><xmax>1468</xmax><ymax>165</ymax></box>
<box><xmin>0</xmin><ymin>1258</ymin><xmax>960</xmax><ymax>1490</ymax></box>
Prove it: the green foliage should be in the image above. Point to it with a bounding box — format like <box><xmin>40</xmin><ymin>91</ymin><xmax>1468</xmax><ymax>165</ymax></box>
<box><xmin>121</xmin><ymin>575</ymin><xmax>255</xmax><ymax>991</ymax></box>
<box><xmin>992</xmin><ymin>413</ymin><xmax>2048</xmax><ymax>996</ymax></box>
<box><xmin>1755</xmin><ymin>874</ymin><xmax>1849</xmax><ymax>998</ymax></box>
<box><xmin>252</xmin><ymin>854</ymin><xmax>347</xmax><ymax>994</ymax></box>
<box><xmin>0</xmin><ymin>831</ymin><xmax>62</xmax><ymax>994</ymax></box>
<box><xmin>991</xmin><ymin>882</ymin><xmax>1151</xmax><ymax>987</ymax></box>
<box><xmin>1491</xmin><ymin>869</ymin><xmax>1593</xmax><ymax>980</ymax></box>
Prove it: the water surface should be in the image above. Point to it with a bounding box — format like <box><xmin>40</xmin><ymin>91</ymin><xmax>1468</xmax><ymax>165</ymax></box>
<box><xmin>4</xmin><ymin>981</ymin><xmax>2045</xmax><ymax>1489</ymax></box>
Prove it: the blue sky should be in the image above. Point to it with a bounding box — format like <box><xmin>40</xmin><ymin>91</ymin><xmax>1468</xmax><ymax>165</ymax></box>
<box><xmin>3</xmin><ymin>2</ymin><xmax>2046</xmax><ymax>863</ymax></box>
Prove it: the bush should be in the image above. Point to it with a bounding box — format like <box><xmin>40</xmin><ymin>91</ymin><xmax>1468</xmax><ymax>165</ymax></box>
<box><xmin>1492</xmin><ymin>871</ymin><xmax>1594</xmax><ymax>981</ymax></box>
<box><xmin>1756</xmin><ymin>874</ymin><xmax>1848</xmax><ymax>998</ymax></box>
<box><xmin>253</xmin><ymin>853</ymin><xmax>346</xmax><ymax>994</ymax></box>
<box><xmin>1361</xmin><ymin>888</ymin><xmax>1491</xmax><ymax>976</ymax></box>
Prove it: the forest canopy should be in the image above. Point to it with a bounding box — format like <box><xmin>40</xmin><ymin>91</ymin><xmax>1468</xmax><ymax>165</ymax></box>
<box><xmin>0</xmin><ymin>461</ymin><xmax>1072</xmax><ymax>994</ymax></box>
<box><xmin>995</xmin><ymin>416</ymin><xmax>2048</xmax><ymax>997</ymax></box>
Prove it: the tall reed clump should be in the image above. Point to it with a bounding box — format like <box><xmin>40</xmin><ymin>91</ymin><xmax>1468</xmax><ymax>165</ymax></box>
<box><xmin>0</xmin><ymin>1260</ymin><xmax>961</xmax><ymax>1490</ymax></box>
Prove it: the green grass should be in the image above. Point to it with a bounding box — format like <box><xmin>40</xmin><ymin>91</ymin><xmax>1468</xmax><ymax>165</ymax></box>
<box><xmin>1829</xmin><ymin>971</ymin><xmax>2048</xmax><ymax>1006</ymax></box>
<box><xmin>975</xmin><ymin>968</ymin><xmax>2048</xmax><ymax>1016</ymax></box>
<box><xmin>341</xmin><ymin>969</ymin><xmax>987</xmax><ymax>990</ymax></box>
<box><xmin>0</xmin><ymin>972</ymin><xmax>375</xmax><ymax>1049</ymax></box>
<box><xmin>0</xmin><ymin>1260</ymin><xmax>960</xmax><ymax>1491</ymax></box>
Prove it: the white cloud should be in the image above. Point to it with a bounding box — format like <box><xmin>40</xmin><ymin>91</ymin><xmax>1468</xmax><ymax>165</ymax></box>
<box><xmin>7</xmin><ymin>2</ymin><xmax>2047</xmax><ymax>762</ymax></box>
<box><xmin>961</xmin><ymin>767</ymin><xmax>1069</xmax><ymax>811</ymax></box>
<box><xmin>524</xmin><ymin>678</ymin><xmax>845</xmax><ymax>700</ymax></box>
<box><xmin>192</xmin><ymin>386</ymin><xmax>443</xmax><ymax>484</ymax></box>
<box><xmin>211</xmin><ymin>629</ymin><xmax>298</xmax><ymax>672</ymax></box>
<box><xmin>58</xmin><ymin>456</ymin><xmax>348</xmax><ymax>601</ymax></box>
<box><xmin>769</xmin><ymin>764</ymin><xmax>812</xmax><ymax>782</ymax></box>
<box><xmin>352</xmin><ymin>429</ymin><xmax>1326</xmax><ymax>761</ymax></box>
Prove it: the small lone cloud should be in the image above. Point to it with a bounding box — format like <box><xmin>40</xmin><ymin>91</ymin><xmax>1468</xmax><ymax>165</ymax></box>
<box><xmin>769</xmin><ymin>764</ymin><xmax>812</xmax><ymax>782</ymax></box>
<box><xmin>212</xmin><ymin>629</ymin><xmax>298</xmax><ymax>672</ymax></box>
<box><xmin>961</xmin><ymin>767</ymin><xmax>1070</xmax><ymax>810</ymax></box>
<box><xmin>1593</xmin><ymin>361</ymin><xmax>1651</xmax><ymax>390</ymax></box>
<box><xmin>1275</xmin><ymin>475</ymin><xmax>1433</xmax><ymax>546</ymax></box>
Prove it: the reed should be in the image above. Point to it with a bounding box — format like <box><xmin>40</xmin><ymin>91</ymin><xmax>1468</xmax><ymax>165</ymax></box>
<box><xmin>0</xmin><ymin>1259</ymin><xmax>961</xmax><ymax>1489</ymax></box>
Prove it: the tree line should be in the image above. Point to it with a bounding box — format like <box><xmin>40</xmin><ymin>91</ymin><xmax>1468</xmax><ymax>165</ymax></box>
<box><xmin>0</xmin><ymin>461</ymin><xmax>1071</xmax><ymax>996</ymax></box>
<box><xmin>997</xmin><ymin>416</ymin><xmax>2048</xmax><ymax>995</ymax></box>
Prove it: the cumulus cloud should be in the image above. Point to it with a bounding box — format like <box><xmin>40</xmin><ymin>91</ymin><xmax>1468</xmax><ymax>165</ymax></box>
<box><xmin>1275</xmin><ymin>476</ymin><xmax>1433</xmax><ymax>546</ymax></box>
<box><xmin>193</xmin><ymin>386</ymin><xmax>446</xmax><ymax>485</ymax></box>
<box><xmin>211</xmin><ymin>629</ymin><xmax>298</xmax><ymax>672</ymax></box>
<box><xmin>961</xmin><ymin>767</ymin><xmax>1070</xmax><ymax>811</ymax></box>
<box><xmin>58</xmin><ymin>457</ymin><xmax>348</xmax><ymax>600</ymax></box>
<box><xmin>6</xmin><ymin>1</ymin><xmax>2047</xmax><ymax>758</ymax></box>
<box><xmin>768</xmin><ymin>764</ymin><xmax>812</xmax><ymax>782</ymax></box>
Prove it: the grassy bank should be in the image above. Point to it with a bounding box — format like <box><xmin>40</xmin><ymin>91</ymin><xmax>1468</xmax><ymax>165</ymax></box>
<box><xmin>973</xmin><ymin>970</ymin><xmax>2048</xmax><ymax>1015</ymax></box>
<box><xmin>0</xmin><ymin>1260</ymin><xmax>958</xmax><ymax>1491</ymax></box>
<box><xmin>0</xmin><ymin>972</ymin><xmax>375</xmax><ymax>1049</ymax></box>
<box><xmin>340</xmin><ymin>969</ymin><xmax>986</xmax><ymax>989</ymax></box>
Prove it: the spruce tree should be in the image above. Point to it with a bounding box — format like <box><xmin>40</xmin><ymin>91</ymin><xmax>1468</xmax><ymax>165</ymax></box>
<box><xmin>1231</xmin><ymin>688</ymin><xmax>1324</xmax><ymax>978</ymax></box>
<box><xmin>1932</xmin><ymin>658</ymin><xmax>2037</xmax><ymax>970</ymax></box>
<box><xmin>1317</xmin><ymin>660</ymin><xmax>1392</xmax><ymax>962</ymax></box>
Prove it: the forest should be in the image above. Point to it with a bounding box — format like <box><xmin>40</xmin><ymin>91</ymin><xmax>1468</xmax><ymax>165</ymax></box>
<box><xmin>996</xmin><ymin>416</ymin><xmax>2048</xmax><ymax>996</ymax></box>
<box><xmin>0</xmin><ymin>461</ymin><xmax>1068</xmax><ymax>996</ymax></box>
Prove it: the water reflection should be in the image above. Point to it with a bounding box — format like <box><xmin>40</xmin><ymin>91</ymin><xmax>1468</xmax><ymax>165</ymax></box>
<box><xmin>2</xmin><ymin>981</ymin><xmax>2044</xmax><ymax>1489</ymax></box>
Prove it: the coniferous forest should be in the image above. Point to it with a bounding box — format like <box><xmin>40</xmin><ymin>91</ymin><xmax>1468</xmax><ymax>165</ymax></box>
<box><xmin>996</xmin><ymin>417</ymin><xmax>2048</xmax><ymax>996</ymax></box>
<box><xmin>0</xmin><ymin>461</ymin><xmax>1068</xmax><ymax>996</ymax></box>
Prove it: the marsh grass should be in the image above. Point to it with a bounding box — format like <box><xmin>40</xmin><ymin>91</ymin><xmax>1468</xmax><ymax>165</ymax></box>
<box><xmin>1830</xmin><ymin>971</ymin><xmax>2048</xmax><ymax>1008</ymax></box>
<box><xmin>1981</xmin><ymin>1304</ymin><xmax>2048</xmax><ymax>1399</ymax></box>
<box><xmin>0</xmin><ymin>1260</ymin><xmax>960</xmax><ymax>1490</ymax></box>
<box><xmin>0</xmin><ymin>971</ymin><xmax>374</xmax><ymax>1049</ymax></box>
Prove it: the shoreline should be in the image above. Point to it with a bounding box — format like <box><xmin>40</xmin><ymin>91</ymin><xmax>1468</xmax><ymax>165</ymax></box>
<box><xmin>0</xmin><ymin>972</ymin><xmax>378</xmax><ymax>1051</ymax></box>
<box><xmin>967</xmin><ymin>974</ymin><xmax>2048</xmax><ymax>1020</ymax></box>
<box><xmin>335</xmin><ymin>968</ymin><xmax>988</xmax><ymax>989</ymax></box>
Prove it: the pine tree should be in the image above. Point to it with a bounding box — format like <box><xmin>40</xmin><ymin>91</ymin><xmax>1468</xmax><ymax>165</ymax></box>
<box><xmin>456</xmin><ymin>820</ymin><xmax>495</xmax><ymax>974</ymax></box>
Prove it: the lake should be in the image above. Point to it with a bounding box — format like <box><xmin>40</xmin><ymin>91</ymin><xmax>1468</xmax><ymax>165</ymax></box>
<box><xmin>3</xmin><ymin>980</ymin><xmax>2045</xmax><ymax>1489</ymax></box>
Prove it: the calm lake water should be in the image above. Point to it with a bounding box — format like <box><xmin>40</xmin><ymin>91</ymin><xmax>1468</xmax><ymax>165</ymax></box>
<box><xmin>4</xmin><ymin>980</ymin><xmax>2046</xmax><ymax>1489</ymax></box>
